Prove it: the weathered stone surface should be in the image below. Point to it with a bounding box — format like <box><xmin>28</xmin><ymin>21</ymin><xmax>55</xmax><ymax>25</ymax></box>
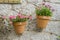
<box><xmin>50</xmin><ymin>3</ymin><xmax>60</xmax><ymax>20</ymax></box>
<box><xmin>31</xmin><ymin>32</ymin><xmax>57</xmax><ymax>40</ymax></box>
<box><xmin>0</xmin><ymin>0</ymin><xmax>60</xmax><ymax>40</ymax></box>
<box><xmin>27</xmin><ymin>19</ymin><xmax>60</xmax><ymax>36</ymax></box>
<box><xmin>45</xmin><ymin>21</ymin><xmax>60</xmax><ymax>36</ymax></box>
<box><xmin>12</xmin><ymin>4</ymin><xmax>36</xmax><ymax>19</ymax></box>
<box><xmin>0</xmin><ymin>4</ymin><xmax>11</xmax><ymax>10</ymax></box>
<box><xmin>50</xmin><ymin>0</ymin><xmax>60</xmax><ymax>3</ymax></box>
<box><xmin>27</xmin><ymin>0</ymin><xmax>42</xmax><ymax>4</ymax></box>
<box><xmin>0</xmin><ymin>31</ymin><xmax>57</xmax><ymax>40</ymax></box>
<box><xmin>0</xmin><ymin>2</ymin><xmax>60</xmax><ymax>20</ymax></box>
<box><xmin>0</xmin><ymin>10</ymin><xmax>18</xmax><ymax>16</ymax></box>
<box><xmin>0</xmin><ymin>19</ymin><xmax>59</xmax><ymax>40</ymax></box>
<box><xmin>24</xmin><ymin>19</ymin><xmax>60</xmax><ymax>37</ymax></box>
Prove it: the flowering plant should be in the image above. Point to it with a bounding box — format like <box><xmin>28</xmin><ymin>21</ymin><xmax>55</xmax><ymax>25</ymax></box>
<box><xmin>9</xmin><ymin>13</ymin><xmax>32</xmax><ymax>23</ymax></box>
<box><xmin>36</xmin><ymin>2</ymin><xmax>55</xmax><ymax>16</ymax></box>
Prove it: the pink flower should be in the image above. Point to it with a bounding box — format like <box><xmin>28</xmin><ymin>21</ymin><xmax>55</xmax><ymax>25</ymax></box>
<box><xmin>2</xmin><ymin>16</ymin><xmax>6</xmax><ymax>19</ymax></box>
<box><xmin>28</xmin><ymin>15</ymin><xmax>32</xmax><ymax>20</ymax></box>
<box><xmin>44</xmin><ymin>2</ymin><xmax>50</xmax><ymax>7</ymax></box>
<box><xmin>42</xmin><ymin>2</ymin><xmax>45</xmax><ymax>5</ymax></box>
<box><xmin>20</xmin><ymin>15</ymin><xmax>25</xmax><ymax>18</ymax></box>
<box><xmin>24</xmin><ymin>16</ymin><xmax>29</xmax><ymax>18</ymax></box>
<box><xmin>9</xmin><ymin>21</ymin><xmax>13</xmax><ymax>25</ymax></box>
<box><xmin>9</xmin><ymin>16</ymin><xmax>16</xmax><ymax>20</ymax></box>
<box><xmin>17</xmin><ymin>13</ymin><xmax>22</xmax><ymax>18</ymax></box>
<box><xmin>17</xmin><ymin>14</ymin><xmax>27</xmax><ymax>19</ymax></box>
<box><xmin>45</xmin><ymin>2</ymin><xmax>50</xmax><ymax>6</ymax></box>
<box><xmin>51</xmin><ymin>8</ymin><xmax>55</xmax><ymax>12</ymax></box>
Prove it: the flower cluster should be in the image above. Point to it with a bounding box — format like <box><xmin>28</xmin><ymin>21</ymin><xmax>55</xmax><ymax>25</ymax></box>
<box><xmin>41</xmin><ymin>2</ymin><xmax>55</xmax><ymax>12</ymax></box>
<box><xmin>2</xmin><ymin>16</ymin><xmax>6</xmax><ymax>19</ymax></box>
<box><xmin>36</xmin><ymin>2</ymin><xmax>55</xmax><ymax>16</ymax></box>
<box><xmin>9</xmin><ymin>13</ymin><xmax>32</xmax><ymax>23</ymax></box>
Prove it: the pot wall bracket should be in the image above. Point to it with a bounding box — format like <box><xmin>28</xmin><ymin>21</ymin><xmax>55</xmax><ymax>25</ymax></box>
<box><xmin>0</xmin><ymin>0</ymin><xmax>22</xmax><ymax>4</ymax></box>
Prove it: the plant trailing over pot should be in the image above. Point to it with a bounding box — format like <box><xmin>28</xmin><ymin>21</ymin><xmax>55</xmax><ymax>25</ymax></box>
<box><xmin>9</xmin><ymin>13</ymin><xmax>32</xmax><ymax>35</ymax></box>
<box><xmin>0</xmin><ymin>15</ymin><xmax>11</xmax><ymax>34</ymax></box>
<box><xmin>36</xmin><ymin>2</ymin><xmax>54</xmax><ymax>30</ymax></box>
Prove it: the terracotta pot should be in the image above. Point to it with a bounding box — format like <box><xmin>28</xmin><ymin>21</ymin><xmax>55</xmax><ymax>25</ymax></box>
<box><xmin>36</xmin><ymin>15</ymin><xmax>51</xmax><ymax>29</ymax></box>
<box><xmin>13</xmin><ymin>22</ymin><xmax>26</xmax><ymax>35</ymax></box>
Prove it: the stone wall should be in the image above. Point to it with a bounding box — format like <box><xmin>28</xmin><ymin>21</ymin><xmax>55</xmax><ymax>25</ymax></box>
<box><xmin>0</xmin><ymin>0</ymin><xmax>60</xmax><ymax>40</ymax></box>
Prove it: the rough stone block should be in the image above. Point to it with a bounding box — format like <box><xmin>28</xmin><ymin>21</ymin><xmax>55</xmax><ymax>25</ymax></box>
<box><xmin>50</xmin><ymin>3</ymin><xmax>60</xmax><ymax>20</ymax></box>
<box><xmin>45</xmin><ymin>21</ymin><xmax>60</xmax><ymax>36</ymax></box>
<box><xmin>0</xmin><ymin>4</ymin><xmax>11</xmax><ymax>10</ymax></box>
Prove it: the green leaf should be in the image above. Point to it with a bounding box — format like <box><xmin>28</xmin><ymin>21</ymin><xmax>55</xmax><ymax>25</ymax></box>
<box><xmin>36</xmin><ymin>6</ymin><xmax>52</xmax><ymax>16</ymax></box>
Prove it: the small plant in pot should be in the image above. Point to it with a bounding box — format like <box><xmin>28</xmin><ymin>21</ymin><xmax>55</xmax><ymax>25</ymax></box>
<box><xmin>9</xmin><ymin>13</ymin><xmax>32</xmax><ymax>35</ymax></box>
<box><xmin>36</xmin><ymin>2</ymin><xmax>54</xmax><ymax>30</ymax></box>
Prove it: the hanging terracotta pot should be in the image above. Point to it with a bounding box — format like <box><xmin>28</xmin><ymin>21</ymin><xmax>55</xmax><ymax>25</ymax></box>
<box><xmin>36</xmin><ymin>15</ymin><xmax>50</xmax><ymax>29</ymax></box>
<box><xmin>13</xmin><ymin>22</ymin><xmax>26</xmax><ymax>35</ymax></box>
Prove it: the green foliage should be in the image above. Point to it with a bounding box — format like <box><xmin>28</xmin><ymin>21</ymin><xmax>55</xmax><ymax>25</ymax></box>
<box><xmin>36</xmin><ymin>7</ymin><xmax>52</xmax><ymax>16</ymax></box>
<box><xmin>12</xmin><ymin>17</ymin><xmax>28</xmax><ymax>23</ymax></box>
<box><xmin>58</xmin><ymin>36</ymin><xmax>60</xmax><ymax>38</ymax></box>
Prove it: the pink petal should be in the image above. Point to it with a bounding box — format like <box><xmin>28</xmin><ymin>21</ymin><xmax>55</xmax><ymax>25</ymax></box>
<box><xmin>9</xmin><ymin>21</ymin><xmax>13</xmax><ymax>25</ymax></box>
<box><xmin>20</xmin><ymin>15</ymin><xmax>25</xmax><ymax>18</ymax></box>
<box><xmin>9</xmin><ymin>16</ymin><xmax>16</xmax><ymax>20</ymax></box>
<box><xmin>42</xmin><ymin>2</ymin><xmax>45</xmax><ymax>5</ymax></box>
<box><xmin>49</xmin><ymin>7</ymin><xmax>55</xmax><ymax>11</ymax></box>
<box><xmin>17</xmin><ymin>14</ymin><xmax>22</xmax><ymax>18</ymax></box>
<box><xmin>29</xmin><ymin>16</ymin><xmax>32</xmax><ymax>20</ymax></box>
<box><xmin>45</xmin><ymin>2</ymin><xmax>51</xmax><ymax>7</ymax></box>
<box><xmin>2</xmin><ymin>16</ymin><xmax>6</xmax><ymax>19</ymax></box>
<box><xmin>45</xmin><ymin>2</ymin><xmax>50</xmax><ymax>5</ymax></box>
<box><xmin>22</xmin><ymin>15</ymin><xmax>28</xmax><ymax>18</ymax></box>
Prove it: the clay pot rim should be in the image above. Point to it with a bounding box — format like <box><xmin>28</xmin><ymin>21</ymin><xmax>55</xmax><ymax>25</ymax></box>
<box><xmin>37</xmin><ymin>15</ymin><xmax>51</xmax><ymax>20</ymax></box>
<box><xmin>13</xmin><ymin>21</ymin><xmax>26</xmax><ymax>23</ymax></box>
<box><xmin>13</xmin><ymin>22</ymin><xmax>26</xmax><ymax>26</ymax></box>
